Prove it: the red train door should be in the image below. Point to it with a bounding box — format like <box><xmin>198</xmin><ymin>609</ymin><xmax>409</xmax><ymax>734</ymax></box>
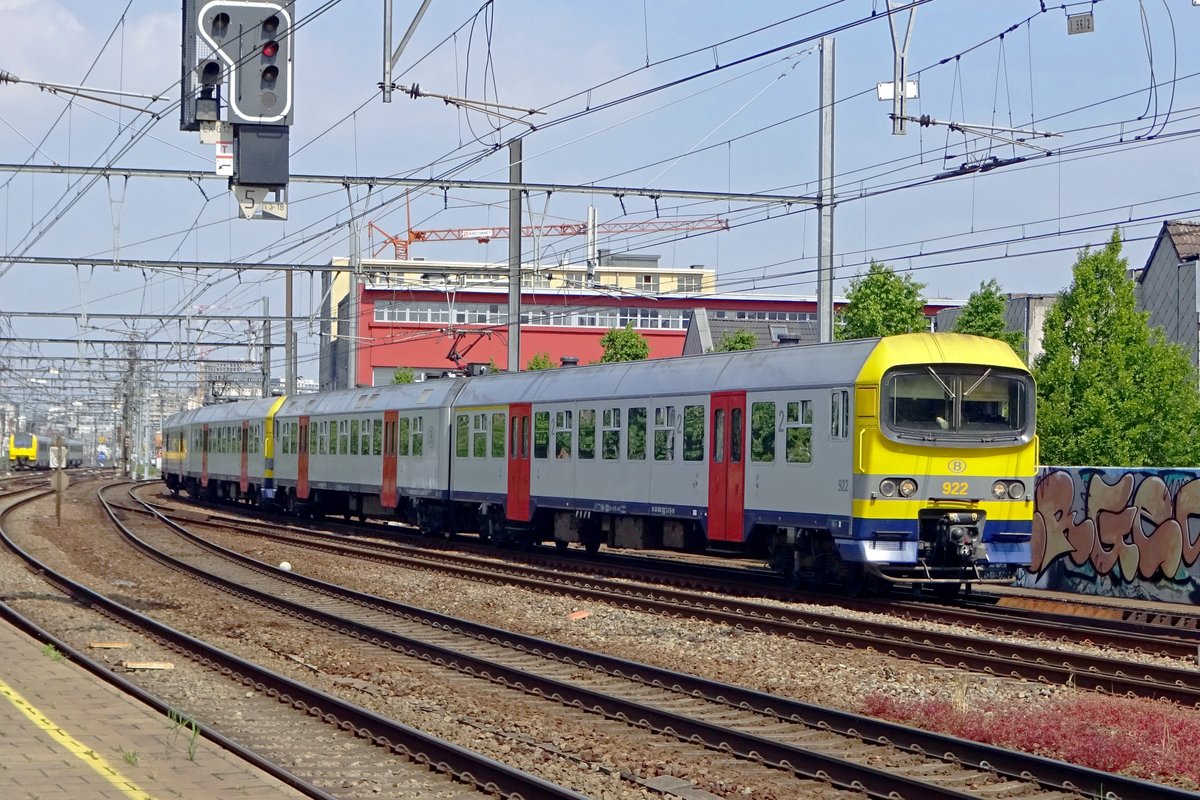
<box><xmin>707</xmin><ymin>392</ymin><xmax>746</xmax><ymax>542</ymax></box>
<box><xmin>239</xmin><ymin>420</ymin><xmax>249</xmax><ymax>494</ymax></box>
<box><xmin>506</xmin><ymin>403</ymin><xmax>531</xmax><ymax>521</ymax></box>
<box><xmin>201</xmin><ymin>424</ymin><xmax>210</xmax><ymax>488</ymax></box>
<box><xmin>381</xmin><ymin>411</ymin><xmax>398</xmax><ymax>508</ymax></box>
<box><xmin>297</xmin><ymin>416</ymin><xmax>310</xmax><ymax>500</ymax></box>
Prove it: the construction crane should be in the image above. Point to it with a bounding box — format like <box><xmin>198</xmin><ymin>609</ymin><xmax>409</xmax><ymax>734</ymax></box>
<box><xmin>367</xmin><ymin>216</ymin><xmax>729</xmax><ymax>260</ymax></box>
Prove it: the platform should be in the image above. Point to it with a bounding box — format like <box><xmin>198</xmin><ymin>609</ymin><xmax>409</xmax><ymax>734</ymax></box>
<box><xmin>0</xmin><ymin>616</ymin><xmax>308</xmax><ymax>800</ymax></box>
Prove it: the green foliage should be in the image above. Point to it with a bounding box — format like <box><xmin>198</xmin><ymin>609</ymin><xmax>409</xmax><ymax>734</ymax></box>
<box><xmin>1034</xmin><ymin>229</ymin><xmax>1200</xmax><ymax>467</ymax></box>
<box><xmin>599</xmin><ymin>323</ymin><xmax>650</xmax><ymax>363</ymax></box>
<box><xmin>391</xmin><ymin>367</ymin><xmax>414</xmax><ymax>384</ymax></box>
<box><xmin>41</xmin><ymin>644</ymin><xmax>64</xmax><ymax>662</ymax></box>
<box><xmin>952</xmin><ymin>279</ymin><xmax>1026</xmax><ymax>355</ymax></box>
<box><xmin>713</xmin><ymin>329</ymin><xmax>758</xmax><ymax>352</ymax></box>
<box><xmin>526</xmin><ymin>352</ymin><xmax>553</xmax><ymax>370</ymax></box>
<box><xmin>837</xmin><ymin>261</ymin><xmax>928</xmax><ymax>340</ymax></box>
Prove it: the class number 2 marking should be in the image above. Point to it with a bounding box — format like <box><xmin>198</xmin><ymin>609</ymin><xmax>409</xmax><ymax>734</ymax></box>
<box><xmin>941</xmin><ymin>481</ymin><xmax>968</xmax><ymax>496</ymax></box>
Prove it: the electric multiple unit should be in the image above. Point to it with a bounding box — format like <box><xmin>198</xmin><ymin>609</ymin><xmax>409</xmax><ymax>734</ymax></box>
<box><xmin>163</xmin><ymin>333</ymin><xmax>1037</xmax><ymax>593</ymax></box>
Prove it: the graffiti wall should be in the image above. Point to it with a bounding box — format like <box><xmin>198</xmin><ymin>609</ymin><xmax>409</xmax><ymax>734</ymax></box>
<box><xmin>1017</xmin><ymin>467</ymin><xmax>1200</xmax><ymax>603</ymax></box>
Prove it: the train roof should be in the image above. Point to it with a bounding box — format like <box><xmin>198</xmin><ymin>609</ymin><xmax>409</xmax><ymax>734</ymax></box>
<box><xmin>276</xmin><ymin>379</ymin><xmax>464</xmax><ymax>416</ymax></box>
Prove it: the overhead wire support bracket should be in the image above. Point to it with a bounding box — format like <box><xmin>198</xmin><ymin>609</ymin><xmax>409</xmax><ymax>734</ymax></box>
<box><xmin>400</xmin><ymin>83</ymin><xmax>545</xmax><ymax>128</ymax></box>
<box><xmin>894</xmin><ymin>114</ymin><xmax>1060</xmax><ymax>154</ymax></box>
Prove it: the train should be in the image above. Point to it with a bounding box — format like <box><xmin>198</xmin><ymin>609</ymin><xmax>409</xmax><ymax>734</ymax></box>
<box><xmin>162</xmin><ymin>333</ymin><xmax>1037</xmax><ymax>595</ymax></box>
<box><xmin>7</xmin><ymin>433</ymin><xmax>85</xmax><ymax>470</ymax></box>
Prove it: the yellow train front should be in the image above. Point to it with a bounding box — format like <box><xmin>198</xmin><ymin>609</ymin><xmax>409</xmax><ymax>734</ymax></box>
<box><xmin>826</xmin><ymin>334</ymin><xmax>1037</xmax><ymax>593</ymax></box>
<box><xmin>8</xmin><ymin>433</ymin><xmax>37</xmax><ymax>470</ymax></box>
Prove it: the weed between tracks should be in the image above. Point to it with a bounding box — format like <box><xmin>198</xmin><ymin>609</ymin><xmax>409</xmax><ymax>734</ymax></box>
<box><xmin>860</xmin><ymin>691</ymin><xmax>1200</xmax><ymax>787</ymax></box>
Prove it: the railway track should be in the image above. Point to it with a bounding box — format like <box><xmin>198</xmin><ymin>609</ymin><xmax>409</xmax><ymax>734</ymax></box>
<box><xmin>150</xmin><ymin>488</ymin><xmax>1200</xmax><ymax>661</ymax></box>
<box><xmin>111</xmin><ymin>484</ymin><xmax>1192</xmax><ymax>799</ymax></box>
<box><xmin>0</xmin><ymin>485</ymin><xmax>592</xmax><ymax>800</ymax></box>
<box><xmin>134</xmin><ymin>487</ymin><xmax>1200</xmax><ymax>706</ymax></box>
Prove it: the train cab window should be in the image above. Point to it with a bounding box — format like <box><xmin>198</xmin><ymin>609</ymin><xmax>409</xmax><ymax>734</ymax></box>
<box><xmin>411</xmin><ymin>416</ymin><xmax>424</xmax><ymax>457</ymax></box>
<box><xmin>398</xmin><ymin>417</ymin><xmax>410</xmax><ymax>456</ymax></box>
<box><xmin>654</xmin><ymin>406</ymin><xmax>675</xmax><ymax>461</ymax></box>
<box><xmin>627</xmin><ymin>407</ymin><xmax>647</xmax><ymax>460</ymax></box>
<box><xmin>533</xmin><ymin>412</ymin><xmax>550</xmax><ymax>459</ymax></box>
<box><xmin>456</xmin><ymin>414</ymin><xmax>469</xmax><ymax>458</ymax></box>
<box><xmin>554</xmin><ymin>410</ymin><xmax>573</xmax><ymax>459</ymax></box>
<box><xmin>578</xmin><ymin>410</ymin><xmax>596</xmax><ymax>460</ymax></box>
<box><xmin>785</xmin><ymin>400</ymin><xmax>813</xmax><ymax>463</ymax></box>
<box><xmin>601</xmin><ymin>408</ymin><xmax>620</xmax><ymax>460</ymax></box>
<box><xmin>473</xmin><ymin>414</ymin><xmax>489</xmax><ymax>458</ymax></box>
<box><xmin>683</xmin><ymin>405</ymin><xmax>704</xmax><ymax>461</ymax></box>
<box><xmin>750</xmin><ymin>402</ymin><xmax>776</xmax><ymax>462</ymax></box>
<box><xmin>491</xmin><ymin>412</ymin><xmax>505</xmax><ymax>458</ymax></box>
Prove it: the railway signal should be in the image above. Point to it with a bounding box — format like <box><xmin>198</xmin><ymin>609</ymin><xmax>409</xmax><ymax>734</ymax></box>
<box><xmin>181</xmin><ymin>1</ymin><xmax>293</xmax><ymax>220</ymax></box>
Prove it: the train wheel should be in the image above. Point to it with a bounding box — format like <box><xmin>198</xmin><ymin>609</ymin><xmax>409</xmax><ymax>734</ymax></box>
<box><xmin>839</xmin><ymin>563</ymin><xmax>869</xmax><ymax>597</ymax></box>
<box><xmin>554</xmin><ymin>540</ymin><xmax>568</xmax><ymax>551</ymax></box>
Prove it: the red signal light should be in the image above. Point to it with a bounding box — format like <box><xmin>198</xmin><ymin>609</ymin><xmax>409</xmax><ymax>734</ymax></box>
<box><xmin>262</xmin><ymin>40</ymin><xmax>278</xmax><ymax>58</ymax></box>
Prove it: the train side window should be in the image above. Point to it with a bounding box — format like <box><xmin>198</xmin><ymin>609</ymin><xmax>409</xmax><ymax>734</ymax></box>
<box><xmin>578</xmin><ymin>409</ymin><xmax>596</xmax><ymax>460</ymax></box>
<box><xmin>601</xmin><ymin>408</ymin><xmax>621</xmax><ymax>460</ymax></box>
<box><xmin>372</xmin><ymin>418</ymin><xmax>383</xmax><ymax>455</ymax></box>
<box><xmin>398</xmin><ymin>417</ymin><xmax>410</xmax><ymax>456</ymax></box>
<box><xmin>785</xmin><ymin>400</ymin><xmax>813</xmax><ymax>463</ymax></box>
<box><xmin>750</xmin><ymin>402</ymin><xmax>776</xmax><ymax>462</ymax></box>
<box><xmin>455</xmin><ymin>414</ymin><xmax>469</xmax><ymax>458</ymax></box>
<box><xmin>533</xmin><ymin>411</ymin><xmax>550</xmax><ymax>459</ymax></box>
<box><xmin>731</xmin><ymin>407</ymin><xmax>743</xmax><ymax>463</ymax></box>
<box><xmin>554</xmin><ymin>410</ymin><xmax>573</xmax><ymax>459</ymax></box>
<box><xmin>339</xmin><ymin>420</ymin><xmax>349</xmax><ymax>455</ymax></box>
<box><xmin>712</xmin><ymin>409</ymin><xmax>725</xmax><ymax>463</ymax></box>
<box><xmin>360</xmin><ymin>419</ymin><xmax>371</xmax><ymax>455</ymax></box>
<box><xmin>309</xmin><ymin>423</ymin><xmax>316</xmax><ymax>455</ymax></box>
<box><xmin>831</xmin><ymin>390</ymin><xmax>850</xmax><ymax>439</ymax></box>
<box><xmin>654</xmin><ymin>406</ymin><xmax>675</xmax><ymax>461</ymax></box>
<box><xmin>491</xmin><ymin>412</ymin><xmax>506</xmax><ymax>458</ymax></box>
<box><xmin>281</xmin><ymin>424</ymin><xmax>290</xmax><ymax>455</ymax></box>
<box><xmin>411</xmin><ymin>416</ymin><xmax>424</xmax><ymax>456</ymax></box>
<box><xmin>627</xmin><ymin>407</ymin><xmax>647</xmax><ymax>460</ymax></box>
<box><xmin>683</xmin><ymin>405</ymin><xmax>704</xmax><ymax>461</ymax></box>
<box><xmin>349</xmin><ymin>419</ymin><xmax>360</xmax><ymax>455</ymax></box>
<box><xmin>473</xmin><ymin>414</ymin><xmax>489</xmax><ymax>458</ymax></box>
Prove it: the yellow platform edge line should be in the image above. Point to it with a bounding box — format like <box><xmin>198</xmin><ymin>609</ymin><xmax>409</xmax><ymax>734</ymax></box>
<box><xmin>0</xmin><ymin>675</ymin><xmax>158</xmax><ymax>800</ymax></box>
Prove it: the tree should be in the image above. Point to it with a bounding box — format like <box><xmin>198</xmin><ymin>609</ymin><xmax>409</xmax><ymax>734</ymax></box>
<box><xmin>837</xmin><ymin>261</ymin><xmax>927</xmax><ymax>340</ymax></box>
<box><xmin>391</xmin><ymin>367</ymin><xmax>414</xmax><ymax>384</ymax></box>
<box><xmin>526</xmin><ymin>352</ymin><xmax>553</xmax><ymax>370</ymax></box>
<box><xmin>713</xmin><ymin>329</ymin><xmax>758</xmax><ymax>352</ymax></box>
<box><xmin>599</xmin><ymin>323</ymin><xmax>649</xmax><ymax>363</ymax></box>
<box><xmin>952</xmin><ymin>279</ymin><xmax>1025</xmax><ymax>355</ymax></box>
<box><xmin>1034</xmin><ymin>229</ymin><xmax>1200</xmax><ymax>467</ymax></box>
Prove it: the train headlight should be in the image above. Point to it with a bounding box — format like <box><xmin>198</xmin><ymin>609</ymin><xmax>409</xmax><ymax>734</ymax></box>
<box><xmin>991</xmin><ymin>481</ymin><xmax>1008</xmax><ymax>499</ymax></box>
<box><xmin>1007</xmin><ymin>481</ymin><xmax>1025</xmax><ymax>500</ymax></box>
<box><xmin>898</xmin><ymin>479</ymin><xmax>918</xmax><ymax>498</ymax></box>
<box><xmin>879</xmin><ymin>479</ymin><xmax>898</xmax><ymax>497</ymax></box>
<box><xmin>949</xmin><ymin>525</ymin><xmax>968</xmax><ymax>542</ymax></box>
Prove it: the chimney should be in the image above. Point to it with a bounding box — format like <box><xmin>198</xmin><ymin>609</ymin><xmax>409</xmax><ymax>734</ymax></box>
<box><xmin>560</xmin><ymin>356</ymin><xmax>579</xmax><ymax>367</ymax></box>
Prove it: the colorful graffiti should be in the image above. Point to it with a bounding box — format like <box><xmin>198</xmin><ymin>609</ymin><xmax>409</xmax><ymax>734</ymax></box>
<box><xmin>1018</xmin><ymin>467</ymin><xmax>1200</xmax><ymax>603</ymax></box>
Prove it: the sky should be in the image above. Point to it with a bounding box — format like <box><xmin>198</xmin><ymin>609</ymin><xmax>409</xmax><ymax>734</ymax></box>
<box><xmin>1</xmin><ymin>0</ymin><xmax>1198</xmax><ymax>421</ymax></box>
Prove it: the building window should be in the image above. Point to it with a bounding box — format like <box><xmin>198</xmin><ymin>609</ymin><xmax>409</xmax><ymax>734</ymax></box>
<box><xmin>677</xmin><ymin>274</ymin><xmax>701</xmax><ymax>293</ymax></box>
<box><xmin>638</xmin><ymin>274</ymin><xmax>660</xmax><ymax>293</ymax></box>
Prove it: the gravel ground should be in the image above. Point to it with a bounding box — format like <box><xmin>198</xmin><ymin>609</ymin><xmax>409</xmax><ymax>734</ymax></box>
<box><xmin>4</xmin><ymin>480</ymin><xmax>1195</xmax><ymax>796</ymax></box>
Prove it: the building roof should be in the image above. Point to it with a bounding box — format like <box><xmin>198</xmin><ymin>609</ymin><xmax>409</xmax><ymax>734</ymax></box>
<box><xmin>1141</xmin><ymin>220</ymin><xmax>1200</xmax><ymax>284</ymax></box>
<box><xmin>682</xmin><ymin>309</ymin><xmax>819</xmax><ymax>355</ymax></box>
<box><xmin>1166</xmin><ymin>220</ymin><xmax>1200</xmax><ymax>261</ymax></box>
